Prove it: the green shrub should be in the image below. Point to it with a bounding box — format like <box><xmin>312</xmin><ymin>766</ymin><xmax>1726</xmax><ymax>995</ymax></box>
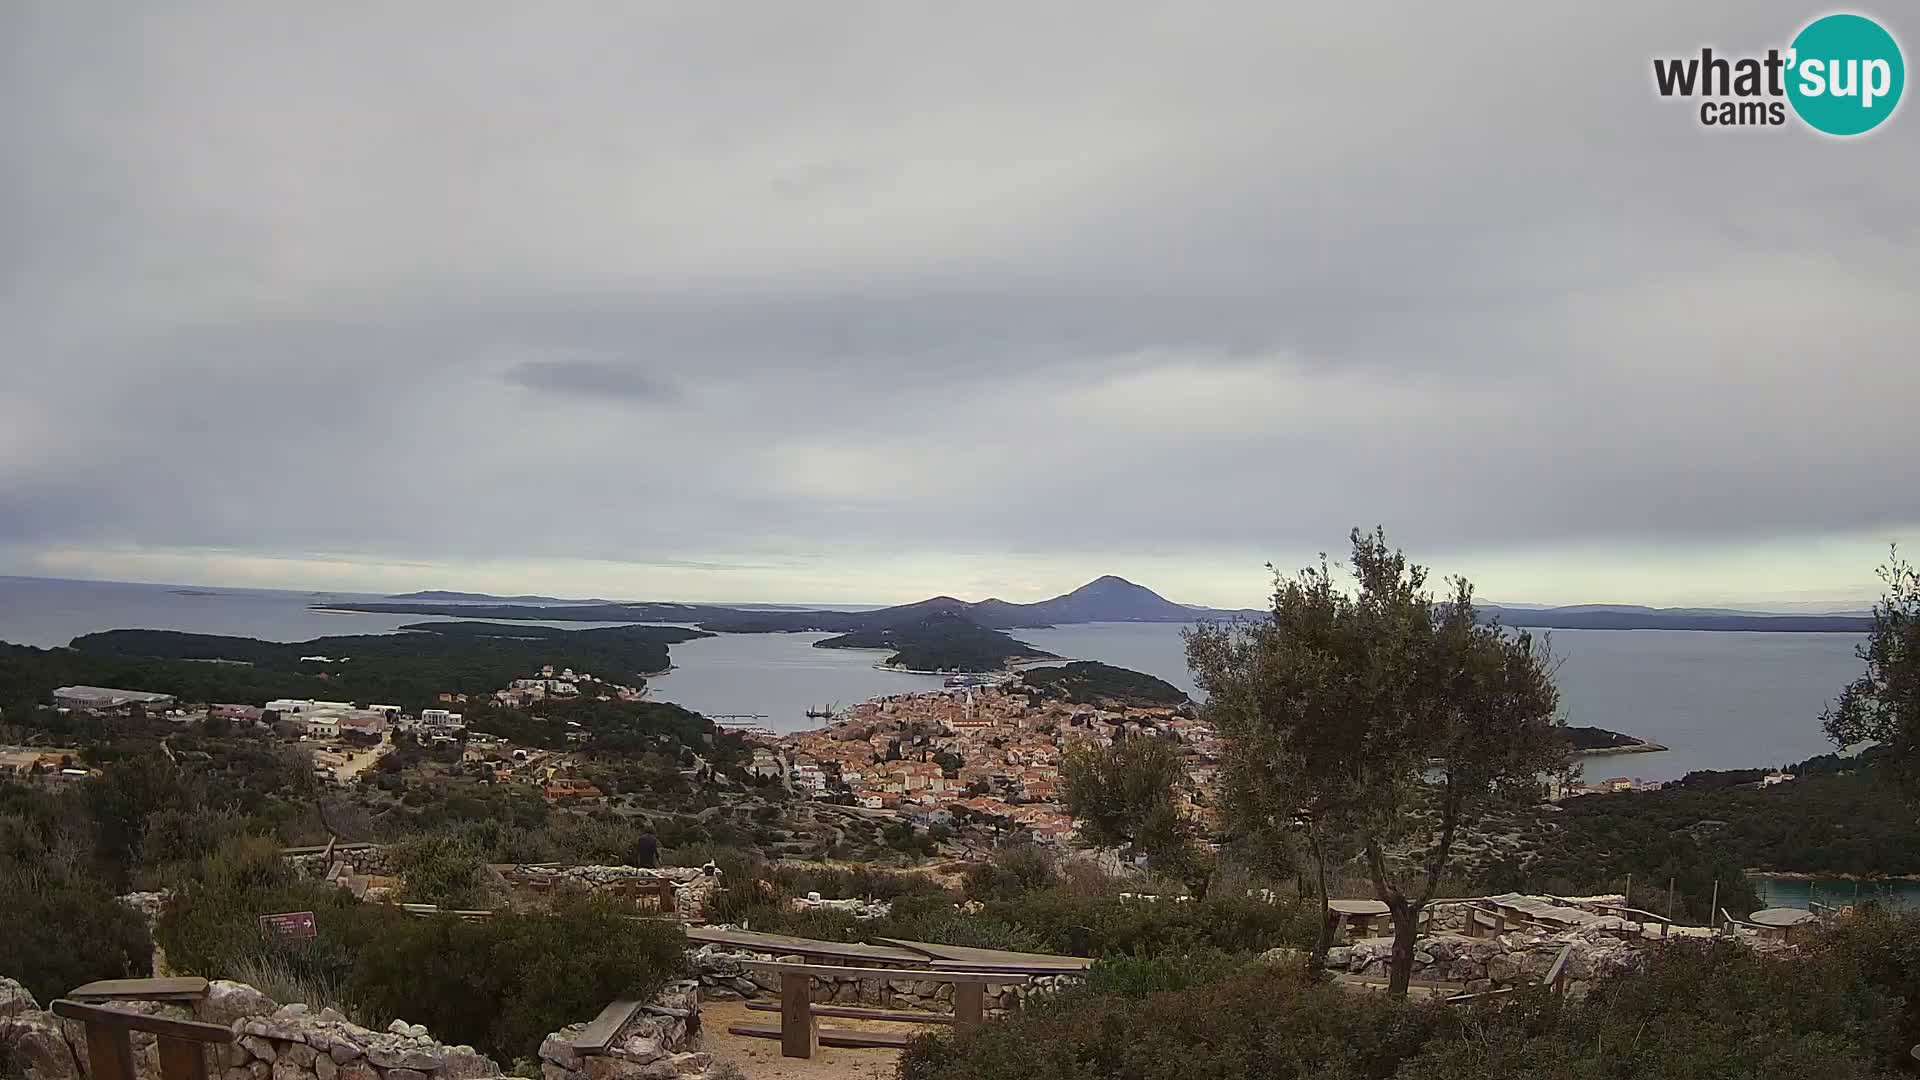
<box><xmin>1400</xmin><ymin>937</ymin><xmax>1908</xmax><ymax>1079</ymax></box>
<box><xmin>0</xmin><ymin>782</ymin><xmax>154</xmax><ymax>1002</ymax></box>
<box><xmin>346</xmin><ymin>894</ymin><xmax>686</xmax><ymax>1060</ymax></box>
<box><xmin>0</xmin><ymin>877</ymin><xmax>153</xmax><ymax>1005</ymax></box>
<box><xmin>159</xmin><ymin>843</ymin><xmax>687</xmax><ymax>1064</ymax></box>
<box><xmin>977</xmin><ymin>889</ymin><xmax>1315</xmax><ymax>957</ymax></box>
<box><xmin>389</xmin><ymin>833</ymin><xmax>488</xmax><ymax>908</ymax></box>
<box><xmin>767</xmin><ymin>863</ymin><xmax>949</xmax><ymax>902</ymax></box>
<box><xmin>903</xmin><ymin>929</ymin><xmax>1920</xmax><ymax>1080</ymax></box>
<box><xmin>1072</xmin><ymin>947</ymin><xmax>1246</xmax><ymax>999</ymax></box>
<box><xmin>963</xmin><ymin>845</ymin><xmax>1058</xmax><ymax>902</ymax></box>
<box><xmin>1803</xmin><ymin>907</ymin><xmax>1920</xmax><ymax>1048</ymax></box>
<box><xmin>900</xmin><ymin>963</ymin><xmax>1455</xmax><ymax>1080</ymax></box>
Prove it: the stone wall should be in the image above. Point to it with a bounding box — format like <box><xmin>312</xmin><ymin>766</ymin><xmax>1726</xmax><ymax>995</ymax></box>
<box><xmin>536</xmin><ymin>981</ymin><xmax>709</xmax><ymax>1080</ymax></box>
<box><xmin>2</xmin><ymin>977</ymin><xmax>732</xmax><ymax>1080</ymax></box>
<box><xmin>0</xmin><ymin>978</ymin><xmax>496</xmax><ymax>1080</ymax></box>
<box><xmin>1324</xmin><ymin>928</ymin><xmax>1642</xmax><ymax>998</ymax></box>
<box><xmin>284</xmin><ymin>845</ymin><xmax>395</xmax><ymax>880</ymax></box>
<box><xmin>498</xmin><ymin>866</ymin><xmax>717</xmax><ymax>923</ymax></box>
<box><xmin>689</xmin><ymin>945</ymin><xmax>1075</xmax><ymax>1015</ymax></box>
<box><xmin>281</xmin><ymin>847</ymin><xmax>717</xmax><ymax>922</ymax></box>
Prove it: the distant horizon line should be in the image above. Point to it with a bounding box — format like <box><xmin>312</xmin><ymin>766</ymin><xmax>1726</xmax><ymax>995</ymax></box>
<box><xmin>0</xmin><ymin>571</ymin><xmax>1875</xmax><ymax>620</ymax></box>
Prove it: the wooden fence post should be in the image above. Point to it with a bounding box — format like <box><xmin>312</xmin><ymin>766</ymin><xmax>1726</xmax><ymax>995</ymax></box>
<box><xmin>780</xmin><ymin>973</ymin><xmax>818</xmax><ymax>1059</ymax></box>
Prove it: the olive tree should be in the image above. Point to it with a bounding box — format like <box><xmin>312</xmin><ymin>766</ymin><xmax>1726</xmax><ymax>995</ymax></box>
<box><xmin>1061</xmin><ymin>732</ymin><xmax>1213</xmax><ymax>894</ymax></box>
<box><xmin>1188</xmin><ymin>528</ymin><xmax>1563</xmax><ymax>996</ymax></box>
<box><xmin>1823</xmin><ymin>549</ymin><xmax>1920</xmax><ymax>798</ymax></box>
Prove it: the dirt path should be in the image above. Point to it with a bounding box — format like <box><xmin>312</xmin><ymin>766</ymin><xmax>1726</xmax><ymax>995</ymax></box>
<box><xmin>699</xmin><ymin>999</ymin><xmax>943</xmax><ymax>1080</ymax></box>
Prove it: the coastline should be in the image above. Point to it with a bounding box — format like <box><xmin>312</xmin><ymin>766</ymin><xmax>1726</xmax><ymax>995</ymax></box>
<box><xmin>871</xmin><ymin>654</ymin><xmax>1060</xmax><ymax>677</ymax></box>
<box><xmin>1573</xmin><ymin>740</ymin><xmax>1670</xmax><ymax>757</ymax></box>
<box><xmin>1747</xmin><ymin>869</ymin><xmax>1920</xmax><ymax>883</ymax></box>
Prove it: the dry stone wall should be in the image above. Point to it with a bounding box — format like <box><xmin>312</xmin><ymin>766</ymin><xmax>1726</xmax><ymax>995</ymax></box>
<box><xmin>281</xmin><ymin>847</ymin><xmax>717</xmax><ymax>922</ymax></box>
<box><xmin>2</xmin><ymin>977</ymin><xmax>730</xmax><ymax>1080</ymax></box>
<box><xmin>499</xmin><ymin>866</ymin><xmax>717</xmax><ymax>922</ymax></box>
<box><xmin>1322</xmin><ymin>928</ymin><xmax>1643</xmax><ymax>997</ymax></box>
<box><xmin>283</xmin><ymin>845</ymin><xmax>395</xmax><ymax>880</ymax></box>
<box><xmin>0</xmin><ymin>979</ymin><xmax>499</xmax><ymax>1080</ymax></box>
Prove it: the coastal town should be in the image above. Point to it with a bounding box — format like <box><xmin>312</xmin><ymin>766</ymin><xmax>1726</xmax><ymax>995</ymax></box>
<box><xmin>3</xmin><ymin>657</ymin><xmax>1689</xmax><ymax>853</ymax></box>
<box><xmin>738</xmin><ymin>679</ymin><xmax>1217</xmax><ymax>846</ymax></box>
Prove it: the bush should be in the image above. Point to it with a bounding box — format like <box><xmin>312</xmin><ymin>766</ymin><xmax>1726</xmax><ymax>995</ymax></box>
<box><xmin>963</xmin><ymin>845</ymin><xmax>1057</xmax><ymax>902</ymax></box>
<box><xmin>1072</xmin><ymin>947</ymin><xmax>1247</xmax><ymax>999</ymax></box>
<box><xmin>900</xmin><ymin>963</ymin><xmax>1455</xmax><ymax>1080</ymax></box>
<box><xmin>903</xmin><ymin>930</ymin><xmax>1920</xmax><ymax>1080</ymax></box>
<box><xmin>389</xmin><ymin>833</ymin><xmax>488</xmax><ymax>908</ymax></box>
<box><xmin>0</xmin><ymin>782</ymin><xmax>154</xmax><ymax>1002</ymax></box>
<box><xmin>346</xmin><ymin>893</ymin><xmax>686</xmax><ymax>1060</ymax></box>
<box><xmin>159</xmin><ymin>843</ymin><xmax>687</xmax><ymax>1064</ymax></box>
<box><xmin>1401</xmin><ymin>937</ymin><xmax>1909</xmax><ymax>1079</ymax></box>
<box><xmin>977</xmin><ymin>890</ymin><xmax>1316</xmax><ymax>957</ymax></box>
<box><xmin>1804</xmin><ymin>907</ymin><xmax>1920</xmax><ymax>1047</ymax></box>
<box><xmin>0</xmin><ymin>878</ymin><xmax>153</xmax><ymax>1005</ymax></box>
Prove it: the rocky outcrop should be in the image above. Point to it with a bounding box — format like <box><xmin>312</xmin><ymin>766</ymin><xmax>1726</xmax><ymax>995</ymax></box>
<box><xmin>1</xmin><ymin>978</ymin><xmax>82</xmax><ymax>1080</ymax></box>
<box><xmin>116</xmin><ymin>892</ymin><xmax>173</xmax><ymax>927</ymax></box>
<box><xmin>536</xmin><ymin>982</ymin><xmax>720</xmax><ymax>1080</ymax></box>
<box><xmin>688</xmin><ymin>945</ymin><xmax>1074</xmax><ymax>1014</ymax></box>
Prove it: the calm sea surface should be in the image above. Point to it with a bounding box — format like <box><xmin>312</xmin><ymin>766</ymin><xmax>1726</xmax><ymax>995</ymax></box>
<box><xmin>0</xmin><ymin>577</ymin><xmax>1870</xmax><ymax>780</ymax></box>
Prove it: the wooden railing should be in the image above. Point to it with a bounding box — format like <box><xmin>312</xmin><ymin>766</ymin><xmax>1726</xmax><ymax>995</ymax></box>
<box><xmin>50</xmin><ymin>1000</ymin><xmax>232</xmax><ymax>1080</ymax></box>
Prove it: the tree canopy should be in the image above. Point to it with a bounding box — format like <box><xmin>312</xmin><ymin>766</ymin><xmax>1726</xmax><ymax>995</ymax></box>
<box><xmin>1822</xmin><ymin>549</ymin><xmax>1920</xmax><ymax>799</ymax></box>
<box><xmin>1187</xmin><ymin>527</ymin><xmax>1565</xmax><ymax>995</ymax></box>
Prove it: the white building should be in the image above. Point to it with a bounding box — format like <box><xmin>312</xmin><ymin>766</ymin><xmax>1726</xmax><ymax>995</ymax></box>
<box><xmin>265</xmin><ymin>699</ymin><xmax>353</xmax><ymax>716</ymax></box>
<box><xmin>413</xmin><ymin>708</ymin><xmax>465</xmax><ymax>734</ymax></box>
<box><xmin>303</xmin><ymin>715</ymin><xmax>340</xmax><ymax>739</ymax></box>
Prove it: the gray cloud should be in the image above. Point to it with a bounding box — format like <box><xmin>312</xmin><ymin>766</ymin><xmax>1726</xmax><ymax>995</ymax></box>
<box><xmin>0</xmin><ymin>1</ymin><xmax>1915</xmax><ymax>603</ymax></box>
<box><xmin>506</xmin><ymin>359</ymin><xmax>678</xmax><ymax>401</ymax></box>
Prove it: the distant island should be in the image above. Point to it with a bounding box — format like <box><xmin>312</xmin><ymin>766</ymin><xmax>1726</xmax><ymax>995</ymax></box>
<box><xmin>815</xmin><ymin>611</ymin><xmax>1058</xmax><ymax>673</ymax></box>
<box><xmin>1565</xmin><ymin>725</ymin><xmax>1667</xmax><ymax>755</ymax></box>
<box><xmin>1020</xmin><ymin>661</ymin><xmax>1189</xmax><ymax>707</ymax></box>
<box><xmin>387</xmin><ymin>590</ymin><xmax>617</xmax><ymax>604</ymax></box>
<box><xmin>5</xmin><ymin>622</ymin><xmax>709</xmax><ymax>711</ymax></box>
<box><xmin>327</xmin><ymin>576</ymin><xmax>1875</xmax><ymax>635</ymax></box>
<box><xmin>1484</xmin><ymin>604</ymin><xmax>1872</xmax><ymax>633</ymax></box>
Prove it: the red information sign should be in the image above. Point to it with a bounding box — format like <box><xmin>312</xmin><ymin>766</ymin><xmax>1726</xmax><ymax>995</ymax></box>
<box><xmin>258</xmin><ymin>911</ymin><xmax>317</xmax><ymax>940</ymax></box>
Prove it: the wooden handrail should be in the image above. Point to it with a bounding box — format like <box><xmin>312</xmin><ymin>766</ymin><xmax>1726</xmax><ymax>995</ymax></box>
<box><xmin>51</xmin><ymin>1000</ymin><xmax>232</xmax><ymax>1080</ymax></box>
<box><xmin>1543</xmin><ymin>943</ymin><xmax>1576</xmax><ymax>995</ymax></box>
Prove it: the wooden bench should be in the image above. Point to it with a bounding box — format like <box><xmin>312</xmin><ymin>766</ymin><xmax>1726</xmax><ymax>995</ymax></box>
<box><xmin>567</xmin><ymin>999</ymin><xmax>646</xmax><ymax>1053</ymax></box>
<box><xmin>725</xmin><ymin>961</ymin><xmax>1031</xmax><ymax>1059</ymax></box>
<box><xmin>1592</xmin><ymin>904</ymin><xmax>1673</xmax><ymax>940</ymax></box>
<box><xmin>51</xmin><ymin>1000</ymin><xmax>231</xmax><ymax>1080</ymax></box>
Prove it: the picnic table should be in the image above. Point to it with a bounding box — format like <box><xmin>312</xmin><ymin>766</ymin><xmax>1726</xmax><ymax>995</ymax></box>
<box><xmin>725</xmin><ymin>961</ymin><xmax>1030</xmax><ymax>1059</ymax></box>
<box><xmin>1327</xmin><ymin>899</ymin><xmax>1391</xmax><ymax>939</ymax></box>
<box><xmin>1746</xmin><ymin>907</ymin><xmax>1819</xmax><ymax>941</ymax></box>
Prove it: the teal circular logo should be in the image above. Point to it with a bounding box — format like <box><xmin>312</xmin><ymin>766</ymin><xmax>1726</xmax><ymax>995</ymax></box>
<box><xmin>1787</xmin><ymin>14</ymin><xmax>1904</xmax><ymax>135</ymax></box>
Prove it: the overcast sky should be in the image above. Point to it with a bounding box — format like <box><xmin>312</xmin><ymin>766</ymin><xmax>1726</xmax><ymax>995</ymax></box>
<box><xmin>2</xmin><ymin>3</ymin><xmax>1915</xmax><ymax>609</ymax></box>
